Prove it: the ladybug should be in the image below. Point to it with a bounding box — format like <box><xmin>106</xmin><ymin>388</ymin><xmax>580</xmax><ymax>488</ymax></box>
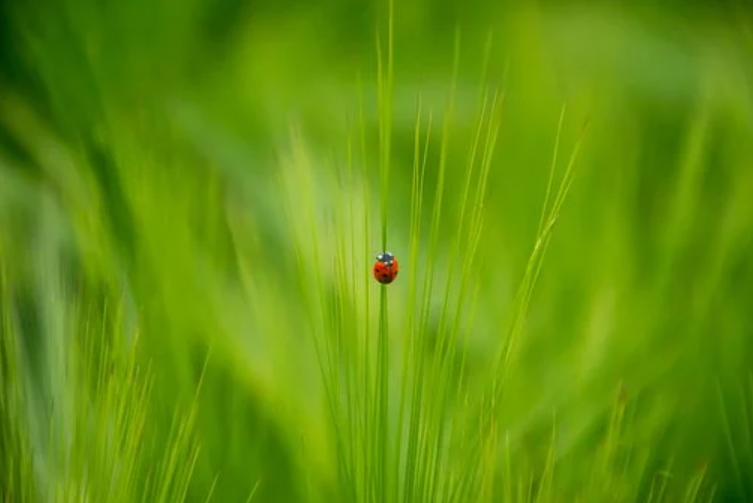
<box><xmin>373</xmin><ymin>251</ymin><xmax>399</xmax><ymax>284</ymax></box>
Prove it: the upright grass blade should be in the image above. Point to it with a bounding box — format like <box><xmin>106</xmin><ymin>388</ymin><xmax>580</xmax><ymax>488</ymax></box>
<box><xmin>375</xmin><ymin>1</ymin><xmax>395</xmax><ymax>500</ymax></box>
<box><xmin>402</xmin><ymin>30</ymin><xmax>462</xmax><ymax>503</ymax></box>
<box><xmin>716</xmin><ymin>379</ymin><xmax>749</xmax><ymax>500</ymax></box>
<box><xmin>377</xmin><ymin>0</ymin><xmax>395</xmax><ymax>253</ymax></box>
<box><xmin>493</xmin><ymin>107</ymin><xmax>590</xmax><ymax>399</ymax></box>
<box><xmin>355</xmin><ymin>70</ymin><xmax>374</xmax><ymax>503</ymax></box>
<box><xmin>399</xmin><ymin>96</ymin><xmax>435</xmax><ymax>503</ymax></box>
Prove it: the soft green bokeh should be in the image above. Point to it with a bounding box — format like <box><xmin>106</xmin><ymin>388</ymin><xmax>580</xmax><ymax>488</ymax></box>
<box><xmin>1</xmin><ymin>0</ymin><xmax>752</xmax><ymax>502</ymax></box>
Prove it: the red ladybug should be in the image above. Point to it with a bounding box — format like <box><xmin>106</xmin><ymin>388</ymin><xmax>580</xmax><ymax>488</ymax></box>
<box><xmin>373</xmin><ymin>251</ymin><xmax>399</xmax><ymax>284</ymax></box>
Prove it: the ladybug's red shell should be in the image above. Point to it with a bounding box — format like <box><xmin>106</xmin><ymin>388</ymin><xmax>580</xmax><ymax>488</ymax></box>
<box><xmin>373</xmin><ymin>251</ymin><xmax>399</xmax><ymax>284</ymax></box>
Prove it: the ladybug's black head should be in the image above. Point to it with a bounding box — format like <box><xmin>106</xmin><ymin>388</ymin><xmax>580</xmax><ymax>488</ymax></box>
<box><xmin>376</xmin><ymin>251</ymin><xmax>394</xmax><ymax>263</ymax></box>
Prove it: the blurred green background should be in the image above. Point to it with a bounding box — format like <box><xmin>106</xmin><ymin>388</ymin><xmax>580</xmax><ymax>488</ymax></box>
<box><xmin>1</xmin><ymin>0</ymin><xmax>753</xmax><ymax>501</ymax></box>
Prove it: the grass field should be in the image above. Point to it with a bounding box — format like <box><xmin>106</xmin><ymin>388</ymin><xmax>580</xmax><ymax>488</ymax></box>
<box><xmin>2</xmin><ymin>0</ymin><xmax>753</xmax><ymax>501</ymax></box>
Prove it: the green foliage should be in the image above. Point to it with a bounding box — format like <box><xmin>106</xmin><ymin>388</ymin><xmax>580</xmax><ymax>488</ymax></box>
<box><xmin>1</xmin><ymin>0</ymin><xmax>753</xmax><ymax>502</ymax></box>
